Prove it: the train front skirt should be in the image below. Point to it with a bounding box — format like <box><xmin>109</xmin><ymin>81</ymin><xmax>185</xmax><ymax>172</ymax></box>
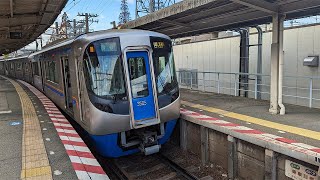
<box><xmin>90</xmin><ymin>119</ymin><xmax>177</xmax><ymax>157</ymax></box>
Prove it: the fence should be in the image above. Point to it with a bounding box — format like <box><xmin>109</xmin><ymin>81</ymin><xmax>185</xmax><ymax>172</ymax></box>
<box><xmin>177</xmin><ymin>70</ymin><xmax>320</xmax><ymax>108</ymax></box>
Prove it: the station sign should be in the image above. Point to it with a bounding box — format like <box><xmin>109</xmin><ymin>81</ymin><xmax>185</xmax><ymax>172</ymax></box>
<box><xmin>9</xmin><ymin>32</ymin><xmax>22</xmax><ymax>39</ymax></box>
<box><xmin>285</xmin><ymin>160</ymin><xmax>318</xmax><ymax>180</ymax></box>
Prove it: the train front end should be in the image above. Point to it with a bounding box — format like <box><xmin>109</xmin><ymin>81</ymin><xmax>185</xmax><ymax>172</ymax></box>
<box><xmin>80</xmin><ymin>30</ymin><xmax>180</xmax><ymax>157</ymax></box>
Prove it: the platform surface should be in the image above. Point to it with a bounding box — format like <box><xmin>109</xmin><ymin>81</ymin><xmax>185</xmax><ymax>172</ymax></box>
<box><xmin>180</xmin><ymin>89</ymin><xmax>320</xmax><ymax>148</ymax></box>
<box><xmin>0</xmin><ymin>76</ymin><xmax>108</xmax><ymax>180</ymax></box>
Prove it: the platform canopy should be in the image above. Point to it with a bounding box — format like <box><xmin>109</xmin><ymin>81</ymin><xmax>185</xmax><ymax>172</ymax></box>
<box><xmin>0</xmin><ymin>0</ymin><xmax>68</xmax><ymax>54</ymax></box>
<box><xmin>122</xmin><ymin>0</ymin><xmax>320</xmax><ymax>38</ymax></box>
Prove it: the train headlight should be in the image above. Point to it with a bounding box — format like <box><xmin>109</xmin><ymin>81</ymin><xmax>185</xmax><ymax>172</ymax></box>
<box><xmin>94</xmin><ymin>103</ymin><xmax>113</xmax><ymax>113</ymax></box>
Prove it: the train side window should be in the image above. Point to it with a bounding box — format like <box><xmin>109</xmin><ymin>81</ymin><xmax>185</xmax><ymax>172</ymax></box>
<box><xmin>0</xmin><ymin>63</ymin><xmax>3</xmax><ymax>70</ymax></box>
<box><xmin>16</xmin><ymin>62</ymin><xmax>22</xmax><ymax>71</ymax></box>
<box><xmin>33</xmin><ymin>62</ymin><xmax>39</xmax><ymax>76</ymax></box>
<box><xmin>25</xmin><ymin>63</ymin><xmax>28</xmax><ymax>72</ymax></box>
<box><xmin>47</xmin><ymin>61</ymin><xmax>57</xmax><ymax>83</ymax></box>
<box><xmin>10</xmin><ymin>63</ymin><xmax>14</xmax><ymax>70</ymax></box>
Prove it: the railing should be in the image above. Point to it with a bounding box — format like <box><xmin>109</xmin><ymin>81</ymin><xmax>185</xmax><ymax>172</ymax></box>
<box><xmin>177</xmin><ymin>70</ymin><xmax>320</xmax><ymax>108</ymax></box>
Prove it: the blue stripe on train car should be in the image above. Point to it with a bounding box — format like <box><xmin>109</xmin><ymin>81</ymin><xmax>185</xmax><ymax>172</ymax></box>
<box><xmin>45</xmin><ymin>84</ymin><xmax>64</xmax><ymax>97</ymax></box>
<box><xmin>90</xmin><ymin>119</ymin><xmax>177</xmax><ymax>158</ymax></box>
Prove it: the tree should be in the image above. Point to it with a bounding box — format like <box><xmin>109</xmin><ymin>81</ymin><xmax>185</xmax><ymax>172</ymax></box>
<box><xmin>119</xmin><ymin>0</ymin><xmax>131</xmax><ymax>24</ymax></box>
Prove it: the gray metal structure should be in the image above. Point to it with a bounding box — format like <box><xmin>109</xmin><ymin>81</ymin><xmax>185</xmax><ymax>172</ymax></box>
<box><xmin>135</xmin><ymin>0</ymin><xmax>176</xmax><ymax>18</ymax></box>
<box><xmin>0</xmin><ymin>0</ymin><xmax>68</xmax><ymax>54</ymax></box>
<box><xmin>124</xmin><ymin>0</ymin><xmax>320</xmax><ymax>38</ymax></box>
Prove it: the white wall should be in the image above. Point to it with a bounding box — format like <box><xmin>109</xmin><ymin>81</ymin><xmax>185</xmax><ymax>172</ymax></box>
<box><xmin>174</xmin><ymin>24</ymin><xmax>320</xmax><ymax>108</ymax></box>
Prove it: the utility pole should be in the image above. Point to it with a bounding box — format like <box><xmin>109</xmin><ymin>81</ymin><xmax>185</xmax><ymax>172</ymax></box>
<box><xmin>110</xmin><ymin>21</ymin><xmax>117</xmax><ymax>29</ymax></box>
<box><xmin>73</xmin><ymin>19</ymin><xmax>77</xmax><ymax>35</ymax></box>
<box><xmin>85</xmin><ymin>13</ymin><xmax>89</xmax><ymax>33</ymax></box>
<box><xmin>55</xmin><ymin>22</ymin><xmax>59</xmax><ymax>36</ymax></box>
<box><xmin>78</xmin><ymin>13</ymin><xmax>99</xmax><ymax>33</ymax></box>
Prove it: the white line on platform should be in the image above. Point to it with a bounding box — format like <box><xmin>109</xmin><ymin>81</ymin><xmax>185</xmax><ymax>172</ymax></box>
<box><xmin>0</xmin><ymin>110</ymin><xmax>12</xmax><ymax>114</ymax></box>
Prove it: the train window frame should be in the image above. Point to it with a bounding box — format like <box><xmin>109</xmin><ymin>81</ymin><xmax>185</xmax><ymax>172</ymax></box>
<box><xmin>82</xmin><ymin>37</ymin><xmax>127</xmax><ymax>99</ymax></box>
<box><xmin>150</xmin><ymin>36</ymin><xmax>178</xmax><ymax>95</ymax></box>
<box><xmin>25</xmin><ymin>63</ymin><xmax>29</xmax><ymax>72</ymax></box>
<box><xmin>32</xmin><ymin>62</ymin><xmax>40</xmax><ymax>76</ymax></box>
<box><xmin>10</xmin><ymin>63</ymin><xmax>14</xmax><ymax>70</ymax></box>
<box><xmin>128</xmin><ymin>56</ymin><xmax>150</xmax><ymax>98</ymax></box>
<box><xmin>16</xmin><ymin>62</ymin><xmax>22</xmax><ymax>71</ymax></box>
<box><xmin>46</xmin><ymin>61</ymin><xmax>58</xmax><ymax>84</ymax></box>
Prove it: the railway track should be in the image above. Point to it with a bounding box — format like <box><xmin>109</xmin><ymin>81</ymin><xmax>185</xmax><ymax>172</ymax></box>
<box><xmin>103</xmin><ymin>153</ymin><xmax>199</xmax><ymax>180</ymax></box>
<box><xmin>62</xmin><ymin>109</ymin><xmax>224</xmax><ymax>180</ymax></box>
<box><xmin>60</xmin><ymin>110</ymin><xmax>199</xmax><ymax>180</ymax></box>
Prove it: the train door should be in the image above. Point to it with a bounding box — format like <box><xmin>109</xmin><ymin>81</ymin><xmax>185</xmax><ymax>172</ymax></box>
<box><xmin>61</xmin><ymin>57</ymin><xmax>73</xmax><ymax>112</ymax></box>
<box><xmin>125</xmin><ymin>50</ymin><xmax>160</xmax><ymax>128</ymax></box>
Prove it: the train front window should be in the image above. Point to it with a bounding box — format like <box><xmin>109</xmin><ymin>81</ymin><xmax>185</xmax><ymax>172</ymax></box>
<box><xmin>150</xmin><ymin>37</ymin><xmax>178</xmax><ymax>94</ymax></box>
<box><xmin>83</xmin><ymin>38</ymin><xmax>126</xmax><ymax>98</ymax></box>
<box><xmin>128</xmin><ymin>56</ymin><xmax>149</xmax><ymax>98</ymax></box>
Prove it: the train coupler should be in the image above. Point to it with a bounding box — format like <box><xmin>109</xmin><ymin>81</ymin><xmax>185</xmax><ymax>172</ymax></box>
<box><xmin>139</xmin><ymin>132</ymin><xmax>161</xmax><ymax>155</ymax></box>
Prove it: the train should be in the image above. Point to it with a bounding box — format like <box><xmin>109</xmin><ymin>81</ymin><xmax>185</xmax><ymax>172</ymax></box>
<box><xmin>0</xmin><ymin>29</ymin><xmax>180</xmax><ymax>157</ymax></box>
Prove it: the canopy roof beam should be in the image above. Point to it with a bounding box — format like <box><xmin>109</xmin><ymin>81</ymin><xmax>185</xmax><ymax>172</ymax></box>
<box><xmin>230</xmin><ymin>0</ymin><xmax>278</xmax><ymax>13</ymax></box>
<box><xmin>9</xmin><ymin>0</ymin><xmax>13</xmax><ymax>18</ymax></box>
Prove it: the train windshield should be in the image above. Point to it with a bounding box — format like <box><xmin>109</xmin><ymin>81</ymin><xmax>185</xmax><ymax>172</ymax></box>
<box><xmin>151</xmin><ymin>37</ymin><xmax>178</xmax><ymax>95</ymax></box>
<box><xmin>83</xmin><ymin>38</ymin><xmax>126</xmax><ymax>98</ymax></box>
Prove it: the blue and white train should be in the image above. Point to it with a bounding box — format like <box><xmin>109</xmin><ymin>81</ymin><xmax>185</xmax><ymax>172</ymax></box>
<box><xmin>0</xmin><ymin>29</ymin><xmax>180</xmax><ymax>157</ymax></box>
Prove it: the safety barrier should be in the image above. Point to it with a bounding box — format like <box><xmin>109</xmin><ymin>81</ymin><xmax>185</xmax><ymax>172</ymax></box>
<box><xmin>177</xmin><ymin>70</ymin><xmax>320</xmax><ymax>108</ymax></box>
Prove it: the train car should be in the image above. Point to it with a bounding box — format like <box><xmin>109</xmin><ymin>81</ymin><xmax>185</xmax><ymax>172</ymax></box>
<box><xmin>3</xmin><ymin>29</ymin><xmax>180</xmax><ymax>157</ymax></box>
<box><xmin>0</xmin><ymin>56</ymin><xmax>30</xmax><ymax>79</ymax></box>
<box><xmin>0</xmin><ymin>60</ymin><xmax>5</xmax><ymax>75</ymax></box>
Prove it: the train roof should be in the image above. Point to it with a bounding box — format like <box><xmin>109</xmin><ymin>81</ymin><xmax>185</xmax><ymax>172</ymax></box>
<box><xmin>1</xmin><ymin>29</ymin><xmax>171</xmax><ymax>62</ymax></box>
<box><xmin>76</xmin><ymin>29</ymin><xmax>170</xmax><ymax>41</ymax></box>
<box><xmin>31</xmin><ymin>29</ymin><xmax>170</xmax><ymax>56</ymax></box>
<box><xmin>0</xmin><ymin>55</ymin><xmax>29</xmax><ymax>62</ymax></box>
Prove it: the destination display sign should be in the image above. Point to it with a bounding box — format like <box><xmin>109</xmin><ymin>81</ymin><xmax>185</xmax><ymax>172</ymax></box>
<box><xmin>153</xmin><ymin>42</ymin><xmax>165</xmax><ymax>49</ymax></box>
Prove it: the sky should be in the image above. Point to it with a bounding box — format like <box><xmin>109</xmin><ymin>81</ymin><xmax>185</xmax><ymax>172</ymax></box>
<box><xmin>24</xmin><ymin>0</ymin><xmax>138</xmax><ymax>50</ymax></box>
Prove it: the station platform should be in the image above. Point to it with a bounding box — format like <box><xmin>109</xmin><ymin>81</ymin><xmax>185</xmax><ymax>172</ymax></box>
<box><xmin>0</xmin><ymin>76</ymin><xmax>109</xmax><ymax>180</ymax></box>
<box><xmin>180</xmin><ymin>88</ymin><xmax>320</xmax><ymax>151</ymax></box>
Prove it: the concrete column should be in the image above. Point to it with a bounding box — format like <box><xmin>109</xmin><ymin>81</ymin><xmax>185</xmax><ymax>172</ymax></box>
<box><xmin>265</xmin><ymin>149</ymin><xmax>277</xmax><ymax>180</ymax></box>
<box><xmin>180</xmin><ymin>119</ymin><xmax>187</xmax><ymax>151</ymax></box>
<box><xmin>227</xmin><ymin>135</ymin><xmax>237</xmax><ymax>179</ymax></box>
<box><xmin>200</xmin><ymin>126</ymin><xmax>209</xmax><ymax>165</ymax></box>
<box><xmin>269</xmin><ymin>14</ymin><xmax>284</xmax><ymax>114</ymax></box>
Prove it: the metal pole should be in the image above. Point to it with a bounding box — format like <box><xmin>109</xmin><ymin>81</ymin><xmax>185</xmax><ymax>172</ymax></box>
<box><xmin>309</xmin><ymin>78</ymin><xmax>313</xmax><ymax>108</ymax></box>
<box><xmin>150</xmin><ymin>0</ymin><xmax>155</xmax><ymax>12</ymax></box>
<box><xmin>73</xmin><ymin>19</ymin><xmax>77</xmax><ymax>36</ymax></box>
<box><xmin>234</xmin><ymin>74</ymin><xmax>237</xmax><ymax>96</ymax></box>
<box><xmin>135</xmin><ymin>0</ymin><xmax>139</xmax><ymax>18</ymax></box>
<box><xmin>256</xmin><ymin>26</ymin><xmax>263</xmax><ymax>99</ymax></box>
<box><xmin>55</xmin><ymin>22</ymin><xmax>59</xmax><ymax>38</ymax></box>
<box><xmin>190</xmin><ymin>71</ymin><xmax>193</xmax><ymax>90</ymax></box>
<box><xmin>203</xmin><ymin>72</ymin><xmax>205</xmax><ymax>92</ymax></box>
<box><xmin>217</xmin><ymin>73</ymin><xmax>220</xmax><ymax>94</ymax></box>
<box><xmin>85</xmin><ymin>13</ymin><xmax>89</xmax><ymax>33</ymax></box>
<box><xmin>255</xmin><ymin>76</ymin><xmax>258</xmax><ymax>99</ymax></box>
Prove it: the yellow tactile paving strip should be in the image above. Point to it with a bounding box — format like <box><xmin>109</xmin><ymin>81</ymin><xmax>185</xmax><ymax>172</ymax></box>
<box><xmin>3</xmin><ymin>77</ymin><xmax>52</xmax><ymax>180</ymax></box>
<box><xmin>182</xmin><ymin>100</ymin><xmax>320</xmax><ymax>141</ymax></box>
